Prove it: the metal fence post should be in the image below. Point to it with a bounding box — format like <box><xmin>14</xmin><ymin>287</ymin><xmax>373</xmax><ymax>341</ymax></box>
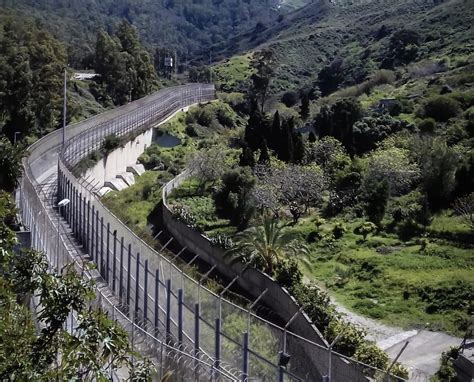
<box><xmin>135</xmin><ymin>253</ymin><xmax>140</xmax><ymax>319</ymax></box>
<box><xmin>154</xmin><ymin>269</ymin><xmax>160</xmax><ymax>334</ymax></box>
<box><xmin>106</xmin><ymin>222</ymin><xmax>110</xmax><ymax>283</ymax></box>
<box><xmin>214</xmin><ymin>318</ymin><xmax>221</xmax><ymax>373</ymax></box>
<box><xmin>87</xmin><ymin>200</ymin><xmax>91</xmax><ymax>254</ymax></box>
<box><xmin>144</xmin><ymin>260</ymin><xmax>148</xmax><ymax>324</ymax></box>
<box><xmin>194</xmin><ymin>303</ymin><xmax>201</xmax><ymax>377</ymax></box>
<box><xmin>78</xmin><ymin>192</ymin><xmax>82</xmax><ymax>244</ymax></box>
<box><xmin>119</xmin><ymin>237</ymin><xmax>124</xmax><ymax>301</ymax></box>
<box><xmin>127</xmin><ymin>244</ymin><xmax>132</xmax><ymax>311</ymax></box>
<box><xmin>100</xmin><ymin>217</ymin><xmax>104</xmax><ymax>278</ymax></box>
<box><xmin>112</xmin><ymin>230</ymin><xmax>117</xmax><ymax>292</ymax></box>
<box><xmin>95</xmin><ymin>210</ymin><xmax>99</xmax><ymax>262</ymax></box>
<box><xmin>242</xmin><ymin>332</ymin><xmax>249</xmax><ymax>382</ymax></box>
<box><xmin>166</xmin><ymin>279</ymin><xmax>171</xmax><ymax>340</ymax></box>
<box><xmin>178</xmin><ymin>289</ymin><xmax>183</xmax><ymax>346</ymax></box>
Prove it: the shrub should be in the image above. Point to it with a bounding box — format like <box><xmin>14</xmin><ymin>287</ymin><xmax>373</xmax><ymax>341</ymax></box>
<box><xmin>101</xmin><ymin>133</ymin><xmax>121</xmax><ymax>155</ymax></box>
<box><xmin>324</xmin><ymin>319</ymin><xmax>365</xmax><ymax>356</ymax></box>
<box><xmin>275</xmin><ymin>259</ymin><xmax>303</xmax><ymax>294</ymax></box>
<box><xmin>353</xmin><ymin>342</ymin><xmax>389</xmax><ymax>372</ymax></box>
<box><xmin>362</xmin><ymin>177</ymin><xmax>390</xmax><ymax>227</ymax></box>
<box><xmin>209</xmin><ymin>234</ymin><xmax>234</xmax><ymax>249</ymax></box>
<box><xmin>281</xmin><ymin>91</ymin><xmax>299</xmax><ymax>107</ymax></box>
<box><xmin>214</xmin><ymin>168</ymin><xmax>256</xmax><ymax>230</ymax></box>
<box><xmin>185</xmin><ymin>124</ymin><xmax>198</xmax><ymax>137</ymax></box>
<box><xmin>418</xmin><ymin>118</ymin><xmax>436</xmax><ymax>133</ymax></box>
<box><xmin>294</xmin><ymin>283</ymin><xmax>335</xmax><ymax>330</ymax></box>
<box><xmin>332</xmin><ymin>222</ymin><xmax>347</xmax><ymax>239</ymax></box>
<box><xmin>423</xmin><ymin>96</ymin><xmax>461</xmax><ymax>122</ymax></box>
<box><xmin>355</xmin><ymin>221</ymin><xmax>377</xmax><ymax>241</ymax></box>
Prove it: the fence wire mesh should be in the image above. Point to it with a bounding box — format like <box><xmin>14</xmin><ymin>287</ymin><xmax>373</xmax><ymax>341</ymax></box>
<box><xmin>20</xmin><ymin>83</ymin><xmax>407</xmax><ymax>382</ymax></box>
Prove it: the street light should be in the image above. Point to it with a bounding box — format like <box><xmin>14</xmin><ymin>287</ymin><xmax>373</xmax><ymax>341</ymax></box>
<box><xmin>57</xmin><ymin>198</ymin><xmax>70</xmax><ymax>270</ymax></box>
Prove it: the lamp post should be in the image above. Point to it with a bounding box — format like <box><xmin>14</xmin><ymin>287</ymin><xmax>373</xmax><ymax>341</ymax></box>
<box><xmin>57</xmin><ymin>198</ymin><xmax>70</xmax><ymax>270</ymax></box>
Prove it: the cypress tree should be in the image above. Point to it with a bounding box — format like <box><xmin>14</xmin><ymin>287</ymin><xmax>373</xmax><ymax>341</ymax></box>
<box><xmin>240</xmin><ymin>145</ymin><xmax>256</xmax><ymax>168</ymax></box>
<box><xmin>293</xmin><ymin>132</ymin><xmax>305</xmax><ymax>163</ymax></box>
<box><xmin>259</xmin><ymin>140</ymin><xmax>270</xmax><ymax>164</ymax></box>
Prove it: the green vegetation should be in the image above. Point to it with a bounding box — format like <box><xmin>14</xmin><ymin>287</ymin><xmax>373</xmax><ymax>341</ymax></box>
<box><xmin>161</xmin><ymin>6</ymin><xmax>474</xmax><ymax>340</ymax></box>
<box><xmin>0</xmin><ymin>0</ymin><xmax>294</xmax><ymax>68</ymax></box>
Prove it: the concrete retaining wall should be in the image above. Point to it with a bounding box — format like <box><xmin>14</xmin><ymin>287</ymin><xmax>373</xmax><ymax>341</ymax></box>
<box><xmin>161</xmin><ymin>172</ymin><xmax>369</xmax><ymax>381</ymax></box>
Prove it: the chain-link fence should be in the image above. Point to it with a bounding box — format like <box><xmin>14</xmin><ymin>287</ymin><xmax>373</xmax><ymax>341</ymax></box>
<box><xmin>21</xmin><ymin>83</ymin><xmax>407</xmax><ymax>381</ymax></box>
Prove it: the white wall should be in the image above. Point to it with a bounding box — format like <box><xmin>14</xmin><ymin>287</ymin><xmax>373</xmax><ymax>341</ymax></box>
<box><xmin>84</xmin><ymin>128</ymin><xmax>153</xmax><ymax>185</ymax></box>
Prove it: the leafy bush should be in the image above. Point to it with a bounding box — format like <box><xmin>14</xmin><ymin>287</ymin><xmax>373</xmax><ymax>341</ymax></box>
<box><xmin>362</xmin><ymin>177</ymin><xmax>390</xmax><ymax>226</ymax></box>
<box><xmin>101</xmin><ymin>133</ymin><xmax>121</xmax><ymax>155</ymax></box>
<box><xmin>294</xmin><ymin>283</ymin><xmax>335</xmax><ymax>330</ymax></box>
<box><xmin>281</xmin><ymin>91</ymin><xmax>299</xmax><ymax>107</ymax></box>
<box><xmin>418</xmin><ymin>118</ymin><xmax>436</xmax><ymax>133</ymax></box>
<box><xmin>171</xmin><ymin>205</ymin><xmax>197</xmax><ymax>229</ymax></box>
<box><xmin>418</xmin><ymin>281</ymin><xmax>472</xmax><ymax>314</ymax></box>
<box><xmin>434</xmin><ymin>347</ymin><xmax>458</xmax><ymax>382</ymax></box>
<box><xmin>332</xmin><ymin>222</ymin><xmax>347</xmax><ymax>239</ymax></box>
<box><xmin>355</xmin><ymin>221</ymin><xmax>377</xmax><ymax>241</ymax></box>
<box><xmin>275</xmin><ymin>259</ymin><xmax>303</xmax><ymax>294</ymax></box>
<box><xmin>324</xmin><ymin>319</ymin><xmax>365</xmax><ymax>356</ymax></box>
<box><xmin>185</xmin><ymin>124</ymin><xmax>199</xmax><ymax>137</ymax></box>
<box><xmin>209</xmin><ymin>234</ymin><xmax>234</xmax><ymax>249</ymax></box>
<box><xmin>214</xmin><ymin>168</ymin><xmax>256</xmax><ymax>230</ymax></box>
<box><xmin>423</xmin><ymin>96</ymin><xmax>461</xmax><ymax>122</ymax></box>
<box><xmin>353</xmin><ymin>342</ymin><xmax>389</xmax><ymax>372</ymax></box>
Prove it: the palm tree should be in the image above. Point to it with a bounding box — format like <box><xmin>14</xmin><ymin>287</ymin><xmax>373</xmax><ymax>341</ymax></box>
<box><xmin>227</xmin><ymin>218</ymin><xmax>304</xmax><ymax>275</ymax></box>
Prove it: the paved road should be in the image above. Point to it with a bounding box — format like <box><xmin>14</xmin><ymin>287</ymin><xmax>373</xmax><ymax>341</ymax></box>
<box><xmin>335</xmin><ymin>301</ymin><xmax>462</xmax><ymax>380</ymax></box>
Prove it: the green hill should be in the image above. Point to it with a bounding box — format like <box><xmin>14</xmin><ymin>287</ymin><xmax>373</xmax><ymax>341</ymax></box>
<box><xmin>0</xmin><ymin>0</ymin><xmax>303</xmax><ymax>67</ymax></box>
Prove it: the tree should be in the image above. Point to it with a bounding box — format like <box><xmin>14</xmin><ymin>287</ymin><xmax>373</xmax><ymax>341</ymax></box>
<box><xmin>453</xmin><ymin>193</ymin><xmax>474</xmax><ymax>231</ymax></box>
<box><xmin>227</xmin><ymin>218</ymin><xmax>303</xmax><ymax>275</ymax></box>
<box><xmin>95</xmin><ymin>22</ymin><xmax>158</xmax><ymax>105</ymax></box>
<box><xmin>362</xmin><ymin>177</ymin><xmax>390</xmax><ymax>227</ymax></box>
<box><xmin>275</xmin><ymin>164</ymin><xmax>326</xmax><ymax>224</ymax></box>
<box><xmin>423</xmin><ymin>95</ymin><xmax>461</xmax><ymax>122</ymax></box>
<box><xmin>187</xmin><ymin>148</ymin><xmax>226</xmax><ymax>191</ymax></box>
<box><xmin>0</xmin><ymin>138</ymin><xmax>25</xmax><ymax>193</ymax></box>
<box><xmin>352</xmin><ymin>115</ymin><xmax>409</xmax><ymax>154</ymax></box>
<box><xmin>0</xmin><ymin>193</ymin><xmax>152</xmax><ymax>380</ymax></box>
<box><xmin>418</xmin><ymin>139</ymin><xmax>459</xmax><ymax>210</ymax></box>
<box><xmin>305</xmin><ymin>136</ymin><xmax>351</xmax><ymax>179</ymax></box>
<box><xmin>214</xmin><ymin>168</ymin><xmax>256</xmax><ymax>229</ymax></box>
<box><xmin>300</xmin><ymin>93</ymin><xmax>310</xmax><ymax>120</ymax></box>
<box><xmin>314</xmin><ymin>98</ymin><xmax>363</xmax><ymax>155</ymax></box>
<box><xmin>293</xmin><ymin>132</ymin><xmax>305</xmax><ymax>163</ymax></box>
<box><xmin>239</xmin><ymin>144</ymin><xmax>256</xmax><ymax>168</ymax></box>
<box><xmin>382</xmin><ymin>29</ymin><xmax>421</xmax><ymax>68</ymax></box>
<box><xmin>317</xmin><ymin>58</ymin><xmax>345</xmax><ymax>96</ymax></box>
<box><xmin>249</xmin><ymin>49</ymin><xmax>276</xmax><ymax>113</ymax></box>
<box><xmin>0</xmin><ymin>21</ymin><xmax>66</xmax><ymax>140</ymax></box>
<box><xmin>364</xmin><ymin>146</ymin><xmax>420</xmax><ymax>196</ymax></box>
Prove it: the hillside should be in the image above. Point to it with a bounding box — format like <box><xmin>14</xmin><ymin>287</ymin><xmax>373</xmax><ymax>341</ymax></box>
<box><xmin>0</xmin><ymin>0</ymin><xmax>299</xmax><ymax>67</ymax></box>
<box><xmin>213</xmin><ymin>0</ymin><xmax>473</xmax><ymax>93</ymax></box>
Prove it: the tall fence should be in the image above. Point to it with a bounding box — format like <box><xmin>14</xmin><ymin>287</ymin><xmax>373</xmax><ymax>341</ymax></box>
<box><xmin>21</xmin><ymin>83</ymin><xmax>406</xmax><ymax>381</ymax></box>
